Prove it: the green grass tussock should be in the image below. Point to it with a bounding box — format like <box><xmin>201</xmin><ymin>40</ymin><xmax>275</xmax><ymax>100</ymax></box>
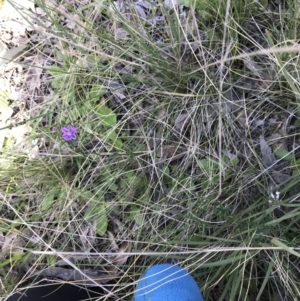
<box><xmin>1</xmin><ymin>0</ymin><xmax>300</xmax><ymax>300</ymax></box>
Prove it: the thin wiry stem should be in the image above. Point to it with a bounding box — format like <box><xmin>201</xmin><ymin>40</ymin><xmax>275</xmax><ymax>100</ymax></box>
<box><xmin>30</xmin><ymin>246</ymin><xmax>300</xmax><ymax>256</ymax></box>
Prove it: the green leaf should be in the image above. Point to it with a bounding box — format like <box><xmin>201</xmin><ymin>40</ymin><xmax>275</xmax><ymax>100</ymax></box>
<box><xmin>223</xmin><ymin>154</ymin><xmax>239</xmax><ymax>167</ymax></box>
<box><xmin>95</xmin><ymin>105</ymin><xmax>117</xmax><ymax>127</ymax></box>
<box><xmin>0</xmin><ymin>42</ymin><xmax>28</xmax><ymax>67</ymax></box>
<box><xmin>274</xmin><ymin>148</ymin><xmax>293</xmax><ymax>161</ymax></box>
<box><xmin>48</xmin><ymin>66</ymin><xmax>66</xmax><ymax>76</ymax></box>
<box><xmin>198</xmin><ymin>158</ymin><xmax>219</xmax><ymax>170</ymax></box>
<box><xmin>178</xmin><ymin>0</ymin><xmax>193</xmax><ymax>7</ymax></box>
<box><xmin>95</xmin><ymin>203</ymin><xmax>108</xmax><ymax>236</ymax></box>
<box><xmin>201</xmin><ymin>174</ymin><xmax>219</xmax><ymax>189</ymax></box>
<box><xmin>294</xmin><ymin>118</ymin><xmax>300</xmax><ymax>127</ymax></box>
<box><xmin>178</xmin><ymin>0</ymin><xmax>199</xmax><ymax>8</ymax></box>
<box><xmin>51</xmin><ymin>78</ymin><xmax>62</xmax><ymax>89</ymax></box>
<box><xmin>41</xmin><ymin>191</ymin><xmax>56</xmax><ymax>212</ymax></box>
<box><xmin>87</xmin><ymin>85</ymin><xmax>106</xmax><ymax>102</ymax></box>
<box><xmin>0</xmin><ymin>90</ymin><xmax>9</xmax><ymax>109</ymax></box>
<box><xmin>0</xmin><ymin>254</ymin><xmax>23</xmax><ymax>267</ymax></box>
<box><xmin>129</xmin><ymin>205</ymin><xmax>143</xmax><ymax>226</ymax></box>
<box><xmin>105</xmin><ymin>129</ymin><xmax>122</xmax><ymax>149</ymax></box>
<box><xmin>109</xmin><ymin>183</ymin><xmax>118</xmax><ymax>192</ymax></box>
<box><xmin>271</xmin><ymin>238</ymin><xmax>300</xmax><ymax>258</ymax></box>
<box><xmin>230</xmin><ymin>157</ymin><xmax>239</xmax><ymax>166</ymax></box>
<box><xmin>198</xmin><ymin>159</ymin><xmax>210</xmax><ymax>170</ymax></box>
<box><xmin>48</xmin><ymin>66</ymin><xmax>68</xmax><ymax>89</ymax></box>
<box><xmin>84</xmin><ymin>198</ymin><xmax>108</xmax><ymax>236</ymax></box>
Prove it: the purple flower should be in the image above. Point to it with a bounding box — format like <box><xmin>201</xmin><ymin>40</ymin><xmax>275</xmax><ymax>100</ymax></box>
<box><xmin>61</xmin><ymin>126</ymin><xmax>77</xmax><ymax>141</ymax></box>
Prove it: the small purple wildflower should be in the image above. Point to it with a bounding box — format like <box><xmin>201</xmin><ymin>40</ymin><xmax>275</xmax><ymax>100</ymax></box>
<box><xmin>61</xmin><ymin>126</ymin><xmax>77</xmax><ymax>141</ymax></box>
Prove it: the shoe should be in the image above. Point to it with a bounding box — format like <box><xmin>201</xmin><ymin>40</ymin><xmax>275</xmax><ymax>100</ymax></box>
<box><xmin>134</xmin><ymin>264</ymin><xmax>204</xmax><ymax>301</ymax></box>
